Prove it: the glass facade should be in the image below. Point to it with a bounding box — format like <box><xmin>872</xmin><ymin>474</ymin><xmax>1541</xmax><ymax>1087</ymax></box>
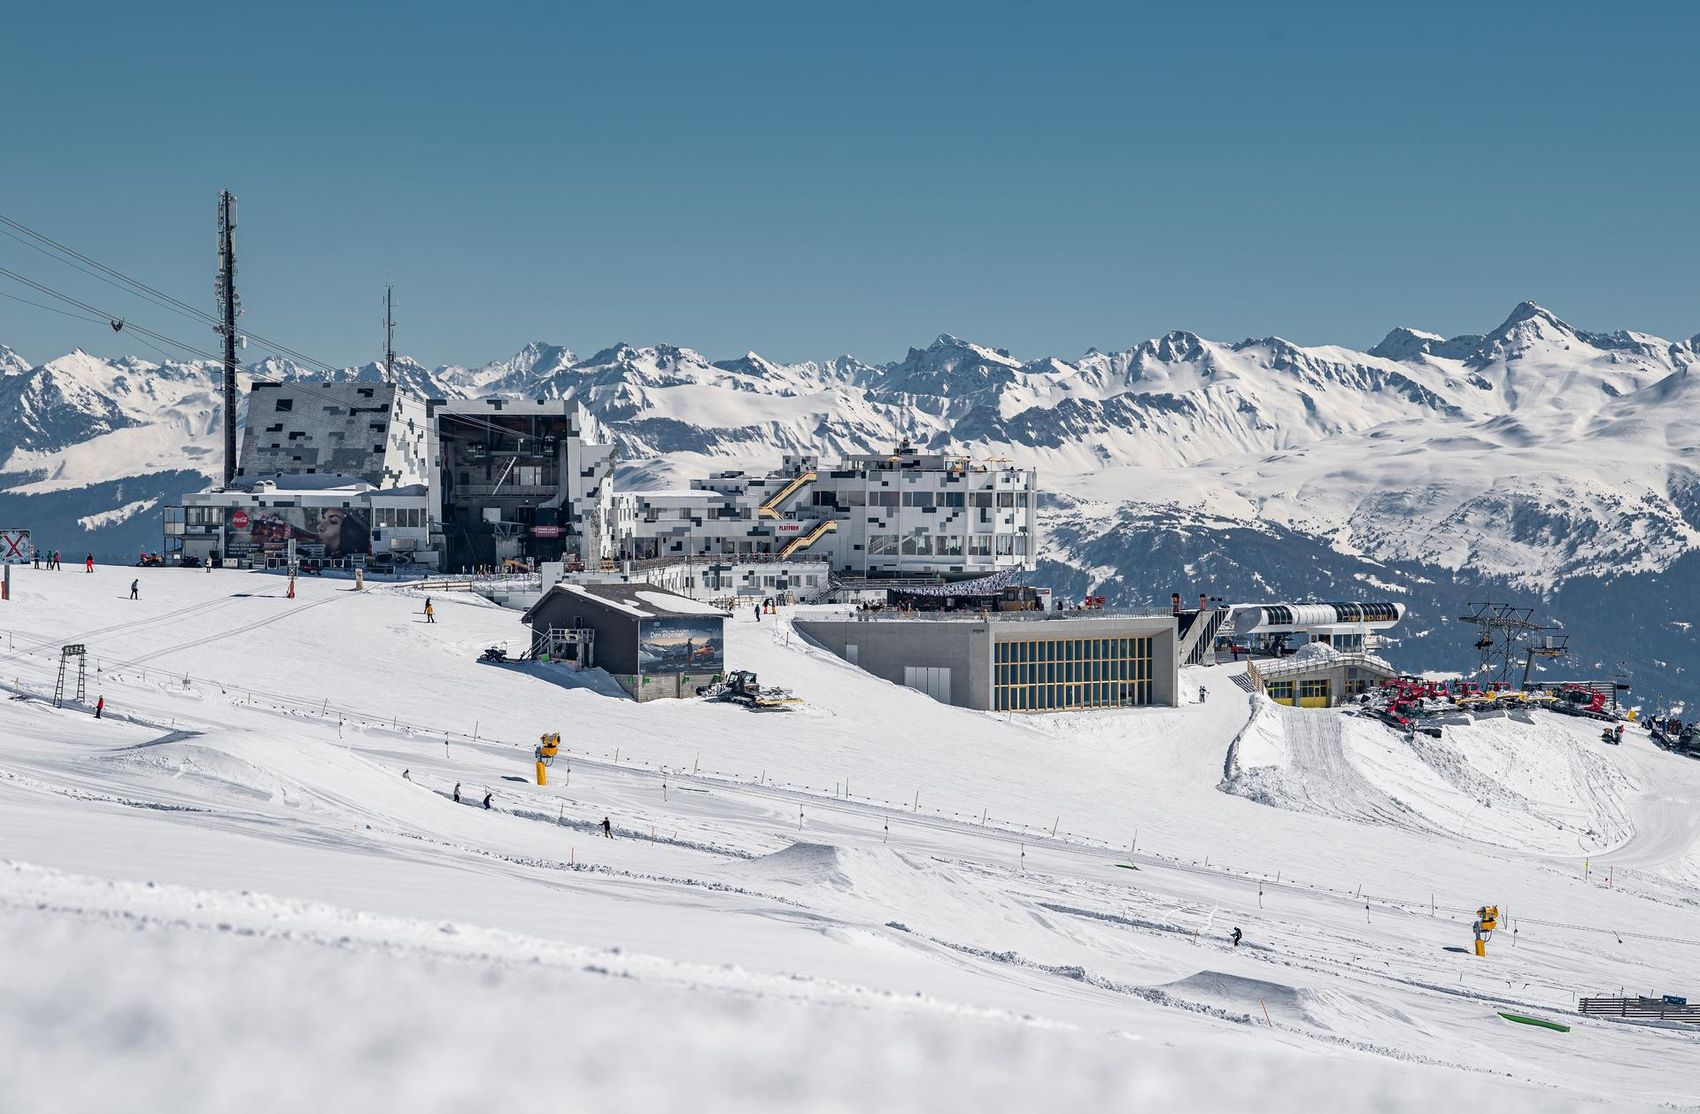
<box><xmin>993</xmin><ymin>635</ymin><xmax>1154</xmax><ymax>712</ymax></box>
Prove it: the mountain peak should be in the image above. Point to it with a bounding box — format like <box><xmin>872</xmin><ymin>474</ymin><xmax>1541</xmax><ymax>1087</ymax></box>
<box><xmin>1494</xmin><ymin>301</ymin><xmax>1569</xmax><ymax>333</ymax></box>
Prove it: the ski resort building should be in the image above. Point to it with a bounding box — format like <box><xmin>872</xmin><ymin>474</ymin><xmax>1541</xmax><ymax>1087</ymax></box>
<box><xmin>1227</xmin><ymin>601</ymin><xmax>1406</xmax><ymax>656</ymax></box>
<box><xmin>165</xmin><ymin>380</ymin><xmax>438</xmax><ymax>568</ymax></box>
<box><xmin>795</xmin><ymin>606</ymin><xmax>1180</xmax><ymax>711</ymax></box>
<box><xmin>427</xmin><ymin>398</ymin><xmax>618</xmax><ymax>573</ymax></box>
<box><xmin>1245</xmin><ymin>646</ymin><xmax>1402</xmax><ymax>708</ymax></box>
<box><xmin>623</xmin><ymin>444</ymin><xmax>1038</xmax><ymax>583</ymax></box>
<box><xmin>519</xmin><ymin>582</ymin><xmax>727</xmax><ymax>702</ymax></box>
<box><xmin>166</xmin><ymin>479</ymin><xmax>436</xmax><ymax>569</ymax></box>
<box><xmin>235</xmin><ymin>381</ymin><xmax>431</xmax><ymax>489</ymax></box>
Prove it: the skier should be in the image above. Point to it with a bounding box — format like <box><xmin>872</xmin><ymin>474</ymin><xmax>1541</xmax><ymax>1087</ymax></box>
<box><xmin>753</xmin><ymin>602</ymin><xmax>761</xmax><ymax>623</ymax></box>
<box><xmin>402</xmin><ymin>768</ymin><xmax>411</xmax><ymax>781</ymax></box>
<box><xmin>129</xmin><ymin>579</ymin><xmax>139</xmax><ymax>600</ymax></box>
<box><xmin>1231</xmin><ymin>927</ymin><xmax>1242</xmax><ymax>948</ymax></box>
<box><xmin>602</xmin><ymin>816</ymin><xmax>613</xmax><ymax>838</ymax></box>
<box><xmin>94</xmin><ymin>696</ymin><xmax>105</xmax><ymax>720</ymax></box>
<box><xmin>1200</xmin><ymin>686</ymin><xmax>1208</xmax><ymax>702</ymax></box>
<box><xmin>482</xmin><ymin>791</ymin><xmax>493</xmax><ymax>810</ymax></box>
<box><xmin>84</xmin><ymin>552</ymin><xmax>94</xmax><ymax>573</ymax></box>
<box><xmin>452</xmin><ymin>782</ymin><xmax>461</xmax><ymax>804</ymax></box>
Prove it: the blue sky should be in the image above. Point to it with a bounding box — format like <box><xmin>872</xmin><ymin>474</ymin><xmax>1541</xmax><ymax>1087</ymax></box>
<box><xmin>1</xmin><ymin>1</ymin><xmax>1695</xmax><ymax>369</ymax></box>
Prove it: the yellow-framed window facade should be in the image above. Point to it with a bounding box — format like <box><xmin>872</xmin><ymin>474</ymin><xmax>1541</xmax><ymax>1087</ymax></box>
<box><xmin>992</xmin><ymin>635</ymin><xmax>1154</xmax><ymax>712</ymax></box>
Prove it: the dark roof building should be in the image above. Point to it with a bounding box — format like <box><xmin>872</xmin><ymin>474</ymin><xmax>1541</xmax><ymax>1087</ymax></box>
<box><xmin>521</xmin><ymin>582</ymin><xmax>728</xmax><ymax>701</ymax></box>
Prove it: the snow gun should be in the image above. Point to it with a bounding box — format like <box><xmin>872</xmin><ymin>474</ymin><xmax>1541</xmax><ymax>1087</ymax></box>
<box><xmin>1472</xmin><ymin>905</ymin><xmax>1499</xmax><ymax>957</ymax></box>
<box><xmin>535</xmin><ymin>732</ymin><xmax>561</xmax><ymax>785</ymax></box>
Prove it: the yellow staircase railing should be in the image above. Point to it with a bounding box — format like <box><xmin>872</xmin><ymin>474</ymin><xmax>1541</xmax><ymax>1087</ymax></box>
<box><xmin>778</xmin><ymin>518</ymin><xmax>837</xmax><ymax>559</ymax></box>
<box><xmin>758</xmin><ymin>471</ymin><xmax>817</xmax><ymax>519</ymax></box>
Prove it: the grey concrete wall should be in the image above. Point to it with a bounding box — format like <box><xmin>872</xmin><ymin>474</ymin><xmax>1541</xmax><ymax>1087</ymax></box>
<box><xmin>795</xmin><ymin>618</ymin><xmax>992</xmax><ymax>709</ymax></box>
<box><xmin>798</xmin><ymin>613</ymin><xmax>1180</xmax><ymax>711</ymax></box>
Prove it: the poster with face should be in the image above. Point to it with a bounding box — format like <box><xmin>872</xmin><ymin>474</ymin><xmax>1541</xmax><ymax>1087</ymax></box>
<box><xmin>638</xmin><ymin>617</ymin><xmax>725</xmax><ymax>674</ymax></box>
<box><xmin>224</xmin><ymin>507</ymin><xmax>372</xmax><ymax>558</ymax></box>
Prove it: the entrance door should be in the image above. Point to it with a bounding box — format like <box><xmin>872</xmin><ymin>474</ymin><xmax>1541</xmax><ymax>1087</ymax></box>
<box><xmin>903</xmin><ymin>665</ymin><xmax>953</xmax><ymax>705</ymax></box>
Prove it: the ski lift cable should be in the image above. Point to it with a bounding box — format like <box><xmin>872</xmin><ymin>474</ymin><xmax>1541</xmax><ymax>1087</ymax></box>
<box><xmin>0</xmin><ymin>264</ymin><xmax>228</xmax><ymax>362</ymax></box>
<box><xmin>0</xmin><ymin>211</ymin><xmax>220</xmax><ymax>327</ymax></box>
<box><xmin>0</xmin><ymin>211</ymin><xmax>346</xmax><ymax>376</ymax></box>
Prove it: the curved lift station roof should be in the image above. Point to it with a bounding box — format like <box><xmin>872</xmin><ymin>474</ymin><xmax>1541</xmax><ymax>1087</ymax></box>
<box><xmin>1231</xmin><ymin>601</ymin><xmax>1405</xmax><ymax>637</ymax></box>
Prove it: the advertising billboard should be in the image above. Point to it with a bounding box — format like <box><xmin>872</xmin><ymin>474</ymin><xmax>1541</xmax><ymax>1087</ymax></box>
<box><xmin>637</xmin><ymin>617</ymin><xmax>725</xmax><ymax>674</ymax></box>
<box><xmin>223</xmin><ymin>506</ymin><xmax>371</xmax><ymax>559</ymax></box>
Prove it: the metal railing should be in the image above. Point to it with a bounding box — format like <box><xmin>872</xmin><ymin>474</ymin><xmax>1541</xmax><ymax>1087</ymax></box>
<box><xmin>1578</xmin><ymin>997</ymin><xmax>1699</xmax><ymax>1023</ymax></box>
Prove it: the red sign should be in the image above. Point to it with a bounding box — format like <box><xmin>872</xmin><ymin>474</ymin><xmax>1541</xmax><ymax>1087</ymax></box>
<box><xmin>230</xmin><ymin>510</ymin><xmax>250</xmax><ymax>530</ymax></box>
<box><xmin>530</xmin><ymin>525</ymin><xmax>564</xmax><ymax>537</ymax></box>
<box><xmin>774</xmin><ymin>521</ymin><xmax>804</xmax><ymax>535</ymax></box>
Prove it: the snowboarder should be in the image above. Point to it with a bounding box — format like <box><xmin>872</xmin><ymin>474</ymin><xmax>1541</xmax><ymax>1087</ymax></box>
<box><xmin>94</xmin><ymin>696</ymin><xmax>104</xmax><ymax>719</ymax></box>
<box><xmin>482</xmin><ymin>791</ymin><xmax>493</xmax><ymax>810</ymax></box>
<box><xmin>129</xmin><ymin>579</ymin><xmax>139</xmax><ymax>600</ymax></box>
<box><xmin>452</xmin><ymin>782</ymin><xmax>461</xmax><ymax>803</ymax></box>
<box><xmin>401</xmin><ymin>768</ymin><xmax>411</xmax><ymax>781</ymax></box>
<box><xmin>602</xmin><ymin>816</ymin><xmax>613</xmax><ymax>838</ymax></box>
<box><xmin>424</xmin><ymin>599</ymin><xmax>435</xmax><ymax>624</ymax></box>
<box><xmin>1231</xmin><ymin>927</ymin><xmax>1242</xmax><ymax>948</ymax></box>
<box><xmin>84</xmin><ymin>552</ymin><xmax>94</xmax><ymax>573</ymax></box>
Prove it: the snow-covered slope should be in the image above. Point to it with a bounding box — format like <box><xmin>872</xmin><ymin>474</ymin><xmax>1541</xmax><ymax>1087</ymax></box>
<box><xmin>0</xmin><ymin>570</ymin><xmax>1696</xmax><ymax>1110</ymax></box>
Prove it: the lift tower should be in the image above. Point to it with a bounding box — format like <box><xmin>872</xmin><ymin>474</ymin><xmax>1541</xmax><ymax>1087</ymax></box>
<box><xmin>215</xmin><ymin>191</ymin><xmax>240</xmax><ymax>489</ymax></box>
<box><xmin>1457</xmin><ymin>602</ymin><xmax>1564</xmax><ymax>687</ymax></box>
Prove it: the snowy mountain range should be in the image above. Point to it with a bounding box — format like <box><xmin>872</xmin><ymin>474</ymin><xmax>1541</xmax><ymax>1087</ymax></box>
<box><xmin>3</xmin><ymin>302</ymin><xmax>1697</xmax><ymax>701</ymax></box>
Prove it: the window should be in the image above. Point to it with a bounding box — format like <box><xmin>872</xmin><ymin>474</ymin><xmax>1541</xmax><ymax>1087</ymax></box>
<box><xmin>972</xmin><ymin>492</ymin><xmax>994</xmax><ymax>507</ymax></box>
<box><xmin>936</xmin><ymin>535</ymin><xmax>963</xmax><ymax>557</ymax></box>
<box><xmin>274</xmin><ymin>398</ymin><xmax>293</xmax><ymax>412</ymax></box>
<box><xmin>968</xmin><ymin>535</ymin><xmax>992</xmax><ymax>557</ymax></box>
<box><xmin>941</xmin><ymin>491</ymin><xmax>965</xmax><ymax>508</ymax></box>
<box><xmin>869</xmin><ymin>534</ymin><xmax>899</xmax><ymax>556</ymax></box>
<box><xmin>1267</xmin><ymin>681</ymin><xmax>1294</xmax><ymax>702</ymax></box>
<box><xmin>1299</xmin><ymin>680</ymin><xmax>1330</xmax><ymax>703</ymax></box>
<box><xmin>998</xmin><ymin>491</ymin><xmax>1016</xmax><ymax>507</ymax></box>
<box><xmin>994</xmin><ymin>636</ymin><xmax>1154</xmax><ymax>712</ymax></box>
<box><xmin>901</xmin><ymin>531</ymin><xmax>933</xmax><ymax>556</ymax></box>
<box><xmin>995</xmin><ymin>534</ymin><xmax>1016</xmax><ymax>556</ymax></box>
<box><xmin>902</xmin><ymin>491</ymin><xmax>933</xmax><ymax>508</ymax></box>
<box><xmin>872</xmin><ymin>490</ymin><xmax>899</xmax><ymax>508</ymax></box>
<box><xmin>516</xmin><ymin>465</ymin><xmax>542</xmax><ymax>487</ymax></box>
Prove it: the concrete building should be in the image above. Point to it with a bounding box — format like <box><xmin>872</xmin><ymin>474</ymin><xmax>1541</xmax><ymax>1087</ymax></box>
<box><xmin>794</xmin><ymin>610</ymin><xmax>1180</xmax><ymax>712</ymax></box>
<box><xmin>520</xmin><ymin>582</ymin><xmax>728</xmax><ymax>702</ymax></box>
<box><xmin>1246</xmin><ymin>648</ymin><xmax>1402</xmax><ymax>708</ymax></box>
<box><xmin>428</xmin><ymin>398</ymin><xmax>617</xmax><ymax>573</ymax></box>
<box><xmin>236</xmin><ymin>381</ymin><xmax>430</xmax><ymax>489</ymax></box>
<box><xmin>625</xmin><ymin>442</ymin><xmax>1039</xmax><ymax>581</ymax></box>
<box><xmin>165</xmin><ymin>478</ymin><xmax>436</xmax><ymax>569</ymax></box>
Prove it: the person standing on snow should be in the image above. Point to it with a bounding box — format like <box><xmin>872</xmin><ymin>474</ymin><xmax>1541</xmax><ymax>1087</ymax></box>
<box><xmin>130</xmin><ymin>579</ymin><xmax>139</xmax><ymax>600</ymax></box>
<box><xmin>452</xmin><ymin>782</ymin><xmax>461</xmax><ymax>803</ymax></box>
<box><xmin>602</xmin><ymin>816</ymin><xmax>613</xmax><ymax>838</ymax></box>
<box><xmin>753</xmin><ymin>602</ymin><xmax>761</xmax><ymax>623</ymax></box>
<box><xmin>94</xmin><ymin>696</ymin><xmax>105</xmax><ymax>719</ymax></box>
<box><xmin>482</xmin><ymin>791</ymin><xmax>492</xmax><ymax>810</ymax></box>
<box><xmin>424</xmin><ymin>598</ymin><xmax>435</xmax><ymax>624</ymax></box>
<box><xmin>1231</xmin><ymin>927</ymin><xmax>1242</xmax><ymax>948</ymax></box>
<box><xmin>84</xmin><ymin>553</ymin><xmax>94</xmax><ymax>573</ymax></box>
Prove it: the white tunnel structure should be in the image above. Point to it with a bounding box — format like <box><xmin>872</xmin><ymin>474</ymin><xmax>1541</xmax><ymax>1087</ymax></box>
<box><xmin>1231</xmin><ymin>601</ymin><xmax>1405</xmax><ymax>639</ymax></box>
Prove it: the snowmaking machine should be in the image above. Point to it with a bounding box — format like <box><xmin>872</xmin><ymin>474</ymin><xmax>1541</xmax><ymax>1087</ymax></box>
<box><xmin>534</xmin><ymin>732</ymin><xmax>560</xmax><ymax>785</ymax></box>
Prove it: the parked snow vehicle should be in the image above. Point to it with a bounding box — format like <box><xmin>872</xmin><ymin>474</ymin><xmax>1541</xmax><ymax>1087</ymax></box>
<box><xmin>697</xmin><ymin>670</ymin><xmax>801</xmax><ymax>711</ymax></box>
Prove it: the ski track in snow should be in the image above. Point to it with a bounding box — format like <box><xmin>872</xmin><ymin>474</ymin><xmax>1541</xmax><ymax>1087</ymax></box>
<box><xmin>0</xmin><ymin>569</ymin><xmax>1695</xmax><ymax>1111</ymax></box>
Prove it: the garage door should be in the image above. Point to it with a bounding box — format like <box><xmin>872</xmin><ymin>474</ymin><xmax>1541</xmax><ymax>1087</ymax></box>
<box><xmin>903</xmin><ymin>665</ymin><xmax>953</xmax><ymax>705</ymax></box>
